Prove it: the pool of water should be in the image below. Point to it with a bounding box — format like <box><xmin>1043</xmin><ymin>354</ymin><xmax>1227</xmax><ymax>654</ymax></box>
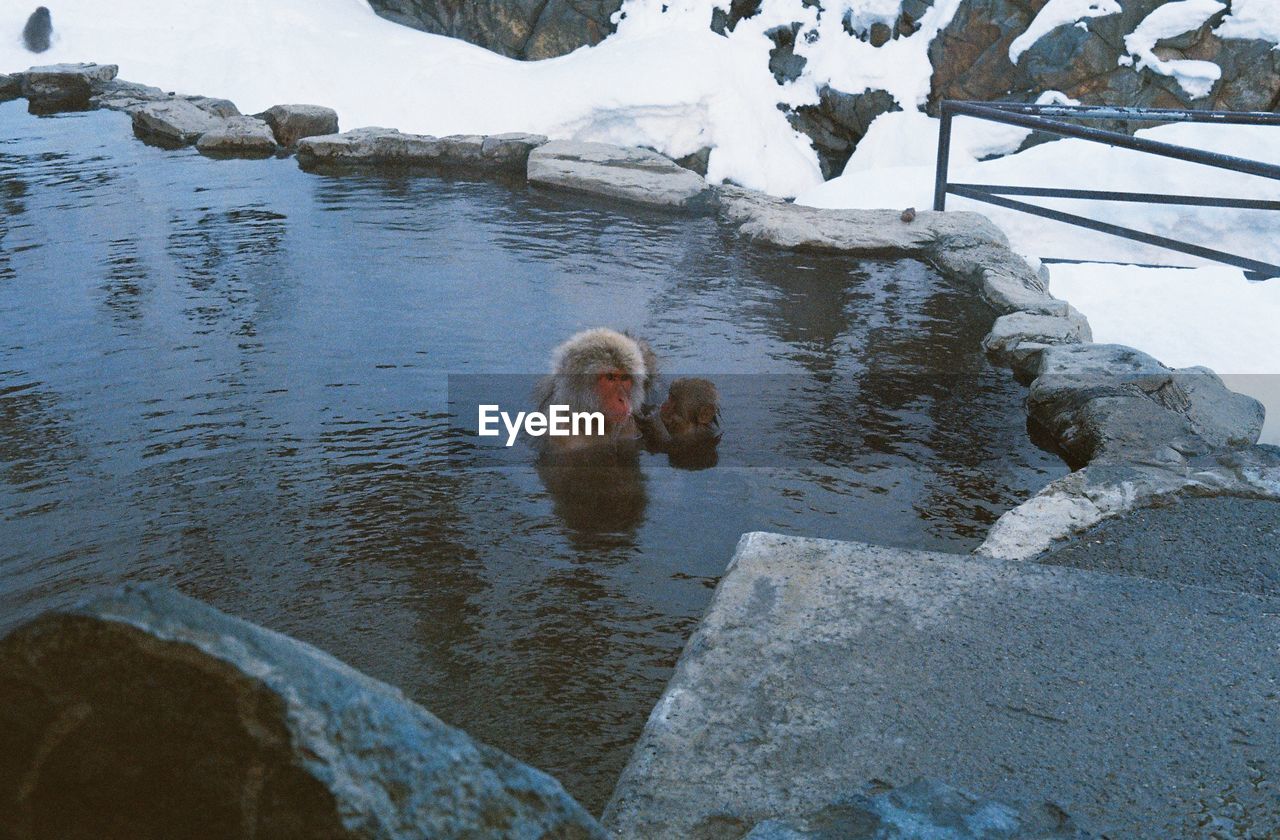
<box><xmin>0</xmin><ymin>101</ymin><xmax>1067</xmax><ymax>811</ymax></box>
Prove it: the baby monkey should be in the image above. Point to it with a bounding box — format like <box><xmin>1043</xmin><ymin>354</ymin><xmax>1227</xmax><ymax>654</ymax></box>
<box><xmin>640</xmin><ymin>377</ymin><xmax>722</xmax><ymax>455</ymax></box>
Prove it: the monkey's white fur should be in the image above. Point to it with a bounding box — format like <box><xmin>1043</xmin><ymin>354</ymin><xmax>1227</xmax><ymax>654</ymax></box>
<box><xmin>534</xmin><ymin>328</ymin><xmax>653</xmax><ymax>417</ymax></box>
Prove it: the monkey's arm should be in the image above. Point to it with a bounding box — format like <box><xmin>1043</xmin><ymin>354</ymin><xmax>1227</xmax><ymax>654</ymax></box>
<box><xmin>636</xmin><ymin>405</ymin><xmax>673</xmax><ymax>451</ymax></box>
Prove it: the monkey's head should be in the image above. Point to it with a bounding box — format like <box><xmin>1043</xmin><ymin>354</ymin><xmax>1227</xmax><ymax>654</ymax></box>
<box><xmin>660</xmin><ymin>378</ymin><xmax>720</xmax><ymax>437</ymax></box>
<box><xmin>550</xmin><ymin>328</ymin><xmax>649</xmax><ymax>427</ymax></box>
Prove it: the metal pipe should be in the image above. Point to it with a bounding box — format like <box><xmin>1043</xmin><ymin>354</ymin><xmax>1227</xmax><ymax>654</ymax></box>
<box><xmin>942</xmin><ymin>101</ymin><xmax>1280</xmax><ymax>181</ymax></box>
<box><xmin>959</xmin><ymin>101</ymin><xmax>1280</xmax><ymax>126</ymax></box>
<box><xmin>948</xmin><ymin>183</ymin><xmax>1280</xmax><ymax>211</ymax></box>
<box><xmin>947</xmin><ymin>183</ymin><xmax>1280</xmax><ymax>277</ymax></box>
<box><xmin>933</xmin><ymin>111</ymin><xmax>952</xmax><ymax>212</ymax></box>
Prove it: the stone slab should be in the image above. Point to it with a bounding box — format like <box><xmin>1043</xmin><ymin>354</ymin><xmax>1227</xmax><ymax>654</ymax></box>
<box><xmin>131</xmin><ymin>99</ymin><xmax>225</xmax><ymax>147</ymax></box>
<box><xmin>297</xmin><ymin>127</ymin><xmax>545</xmax><ymax>172</ymax></box>
<box><xmin>603</xmin><ymin>532</ymin><xmax>1280</xmax><ymax>839</ymax></box>
<box><xmin>527</xmin><ymin>140</ymin><xmax>712</xmax><ymax>210</ymax></box>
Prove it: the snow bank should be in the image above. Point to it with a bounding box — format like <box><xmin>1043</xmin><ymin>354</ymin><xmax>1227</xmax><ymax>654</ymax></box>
<box><xmin>0</xmin><ymin>0</ymin><xmax>824</xmax><ymax>196</ymax></box>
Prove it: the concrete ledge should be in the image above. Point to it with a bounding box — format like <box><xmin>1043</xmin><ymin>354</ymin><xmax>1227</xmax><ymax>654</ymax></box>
<box><xmin>603</xmin><ymin>532</ymin><xmax>1280</xmax><ymax>839</ymax></box>
<box><xmin>297</xmin><ymin>126</ymin><xmax>546</xmax><ymax>173</ymax></box>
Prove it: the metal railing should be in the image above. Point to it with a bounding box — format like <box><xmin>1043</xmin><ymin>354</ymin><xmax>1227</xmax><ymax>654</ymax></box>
<box><xmin>932</xmin><ymin>100</ymin><xmax>1280</xmax><ymax>279</ymax></box>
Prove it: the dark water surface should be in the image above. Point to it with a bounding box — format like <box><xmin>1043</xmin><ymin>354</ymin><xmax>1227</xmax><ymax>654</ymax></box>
<box><xmin>0</xmin><ymin>102</ymin><xmax>1067</xmax><ymax>811</ymax></box>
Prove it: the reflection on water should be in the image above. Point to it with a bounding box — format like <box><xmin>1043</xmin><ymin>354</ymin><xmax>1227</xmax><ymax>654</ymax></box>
<box><xmin>0</xmin><ymin>101</ymin><xmax>1066</xmax><ymax>811</ymax></box>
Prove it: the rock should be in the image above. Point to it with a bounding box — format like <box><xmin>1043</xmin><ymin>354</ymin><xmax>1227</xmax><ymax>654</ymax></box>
<box><xmin>296</xmin><ymin>127</ymin><xmax>546</xmax><ymax>172</ymax></box>
<box><xmin>766</xmin><ymin>23</ymin><xmax>808</xmax><ymax>84</ymax></box>
<box><xmin>673</xmin><ymin>146</ymin><xmax>712</xmax><ymax>176</ymax></box>
<box><xmin>0</xmin><ymin>73</ymin><xmax>21</xmax><ymax>101</ymax></box>
<box><xmin>21</xmin><ymin>63</ymin><xmax>118</xmax><ymax>111</ymax></box>
<box><xmin>183</xmin><ymin>96</ymin><xmax>240</xmax><ymax>118</ymax></box>
<box><xmin>88</xmin><ymin>79</ymin><xmax>171</xmax><ymax>112</ymax></box>
<box><xmin>785</xmin><ymin>86</ymin><xmax>899</xmax><ymax>179</ymax></box>
<box><xmin>978</xmin><ymin>445</ymin><xmax>1280</xmax><ymax>559</ymax></box>
<box><xmin>259</xmin><ymin>103</ymin><xmax>340</xmax><ymax>146</ymax></box>
<box><xmin>527</xmin><ymin>140</ymin><xmax>713</xmax><ymax>210</ymax></box>
<box><xmin>0</xmin><ymin>584</ymin><xmax>608</xmax><ymax>840</ymax></box>
<box><xmin>196</xmin><ymin>116</ymin><xmax>278</xmax><ymax>158</ymax></box>
<box><xmin>365</xmin><ymin>0</ymin><xmax>621</xmax><ymax>60</ymax></box>
<box><xmin>868</xmin><ymin>21</ymin><xmax>893</xmax><ymax>47</ymax></box>
<box><xmin>982</xmin><ymin>309</ymin><xmax>1092</xmax><ymax>373</ymax></box>
<box><xmin>980</xmin><ymin>269</ymin><xmax>1073</xmax><ymax>317</ymax></box>
<box><xmin>1024</xmin><ymin>343</ymin><xmax>1262</xmax><ymax>467</ymax></box>
<box><xmin>724</xmin><ymin>196</ymin><xmax>1006</xmax><ymax>256</ymax></box>
<box><xmin>929</xmin><ymin>0</ymin><xmax>1280</xmax><ymax>117</ymax></box>
<box><xmin>743</xmin><ymin>779</ymin><xmax>1089</xmax><ymax>839</ymax></box>
<box><xmin>131</xmin><ymin>99</ymin><xmax>225</xmax><ymax>147</ymax></box>
<box><xmin>22</xmin><ymin>6</ymin><xmax>52</xmax><ymax>53</ymax></box>
<box><xmin>604</xmin><ymin>532</ymin><xmax>1280</xmax><ymax>837</ymax></box>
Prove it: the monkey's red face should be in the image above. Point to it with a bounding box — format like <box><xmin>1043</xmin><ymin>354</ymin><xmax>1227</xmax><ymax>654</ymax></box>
<box><xmin>595</xmin><ymin>369</ymin><xmax>634</xmax><ymax>426</ymax></box>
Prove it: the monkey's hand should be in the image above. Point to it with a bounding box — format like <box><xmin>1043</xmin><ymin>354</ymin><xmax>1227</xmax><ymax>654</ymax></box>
<box><xmin>635</xmin><ymin>405</ymin><xmax>672</xmax><ymax>450</ymax></box>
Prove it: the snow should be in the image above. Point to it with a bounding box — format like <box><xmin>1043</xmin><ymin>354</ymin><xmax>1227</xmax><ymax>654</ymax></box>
<box><xmin>1051</xmin><ymin>264</ymin><xmax>1280</xmax><ymax>444</ymax></box>
<box><xmin>1123</xmin><ymin>0</ymin><xmax>1226</xmax><ymax>98</ymax></box>
<box><xmin>1215</xmin><ymin>0</ymin><xmax>1280</xmax><ymax>44</ymax></box>
<box><xmin>1</xmin><ymin>0</ymin><xmax>825</xmax><ymax>196</ymax></box>
<box><xmin>1009</xmin><ymin>0</ymin><xmax>1122</xmax><ymax>64</ymax></box>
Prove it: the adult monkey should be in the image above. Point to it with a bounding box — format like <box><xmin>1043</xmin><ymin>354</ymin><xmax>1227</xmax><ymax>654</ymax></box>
<box><xmin>533</xmin><ymin>328</ymin><xmax>657</xmax><ymax>453</ymax></box>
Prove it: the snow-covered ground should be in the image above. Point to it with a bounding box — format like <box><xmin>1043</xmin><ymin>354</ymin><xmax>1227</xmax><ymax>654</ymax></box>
<box><xmin>3</xmin><ymin>0</ymin><xmax>1278</xmax><ymax>442</ymax></box>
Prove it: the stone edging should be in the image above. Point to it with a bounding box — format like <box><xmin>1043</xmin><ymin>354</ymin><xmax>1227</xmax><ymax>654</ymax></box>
<box><xmin>6</xmin><ymin>62</ymin><xmax>1276</xmax><ymax>560</ymax></box>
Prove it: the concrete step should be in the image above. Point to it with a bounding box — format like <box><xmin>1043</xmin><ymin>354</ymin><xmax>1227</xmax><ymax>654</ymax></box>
<box><xmin>602</xmin><ymin>533</ymin><xmax>1280</xmax><ymax>839</ymax></box>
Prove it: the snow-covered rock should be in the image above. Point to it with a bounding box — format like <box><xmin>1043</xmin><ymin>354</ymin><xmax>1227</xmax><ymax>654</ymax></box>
<box><xmin>296</xmin><ymin>127</ymin><xmax>547</xmax><ymax>172</ymax></box>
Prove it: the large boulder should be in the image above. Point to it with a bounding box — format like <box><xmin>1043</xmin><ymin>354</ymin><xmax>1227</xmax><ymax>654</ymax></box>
<box><xmin>259</xmin><ymin>104</ymin><xmax>340</xmax><ymax>147</ymax></box>
<box><xmin>196</xmin><ymin>116</ymin><xmax>279</xmax><ymax>158</ymax></box>
<box><xmin>0</xmin><ymin>585</ymin><xmax>608</xmax><ymax>840</ymax></box>
<box><xmin>296</xmin><ymin>127</ymin><xmax>546</xmax><ymax>172</ymax></box>
<box><xmin>365</xmin><ymin>0</ymin><xmax>621</xmax><ymax>59</ymax></box>
<box><xmin>929</xmin><ymin>0</ymin><xmax>1280</xmax><ymax>115</ymax></box>
<box><xmin>527</xmin><ymin>140</ymin><xmax>713</xmax><ymax>210</ymax></box>
<box><xmin>131</xmin><ymin>99</ymin><xmax>226</xmax><ymax>147</ymax></box>
<box><xmin>21</xmin><ymin>62</ymin><xmax>118</xmax><ymax>111</ymax></box>
<box><xmin>785</xmin><ymin>86</ymin><xmax>900</xmax><ymax>180</ymax></box>
<box><xmin>1026</xmin><ymin>343</ymin><xmax>1264</xmax><ymax>467</ymax></box>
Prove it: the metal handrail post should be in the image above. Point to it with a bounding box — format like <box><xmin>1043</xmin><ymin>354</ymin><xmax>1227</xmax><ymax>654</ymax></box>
<box><xmin>933</xmin><ymin>107</ymin><xmax>952</xmax><ymax>211</ymax></box>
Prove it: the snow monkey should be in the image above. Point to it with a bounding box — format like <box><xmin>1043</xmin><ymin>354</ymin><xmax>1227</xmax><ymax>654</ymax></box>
<box><xmin>533</xmin><ymin>328</ymin><xmax>656</xmax><ymax>452</ymax></box>
<box><xmin>23</xmin><ymin>7</ymin><xmax>52</xmax><ymax>53</ymax></box>
<box><xmin>640</xmin><ymin>377</ymin><xmax>722</xmax><ymax>453</ymax></box>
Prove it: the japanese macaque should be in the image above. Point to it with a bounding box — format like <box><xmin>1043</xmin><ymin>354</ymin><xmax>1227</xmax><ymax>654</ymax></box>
<box><xmin>533</xmin><ymin>328</ymin><xmax>655</xmax><ymax>453</ymax></box>
<box><xmin>23</xmin><ymin>7</ymin><xmax>52</xmax><ymax>53</ymax></box>
<box><xmin>639</xmin><ymin>377</ymin><xmax>722</xmax><ymax>463</ymax></box>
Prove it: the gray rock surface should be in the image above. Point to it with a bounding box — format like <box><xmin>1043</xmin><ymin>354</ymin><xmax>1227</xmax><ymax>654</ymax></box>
<box><xmin>979</xmin><ymin>269</ymin><xmax>1072</xmax><ymax>317</ymax></box>
<box><xmin>742</xmin><ymin>778</ymin><xmax>1088</xmax><ymax>839</ymax></box>
<box><xmin>88</xmin><ymin>79</ymin><xmax>171</xmax><ymax>111</ymax></box>
<box><xmin>21</xmin><ymin>62</ymin><xmax>118</xmax><ymax>109</ymax></box>
<box><xmin>603</xmin><ymin>532</ymin><xmax>1280</xmax><ymax>839</ymax></box>
<box><xmin>196</xmin><ymin>116</ymin><xmax>278</xmax><ymax>157</ymax></box>
<box><xmin>0</xmin><ymin>584</ymin><xmax>607</xmax><ymax>840</ymax></box>
<box><xmin>929</xmin><ymin>0</ymin><xmax>1280</xmax><ymax>116</ymax></box>
<box><xmin>131</xmin><ymin>98</ymin><xmax>226</xmax><ymax>147</ymax></box>
<box><xmin>260</xmin><ymin>103</ymin><xmax>340</xmax><ymax>146</ymax></box>
<box><xmin>785</xmin><ymin>86</ymin><xmax>900</xmax><ymax>179</ymax></box>
<box><xmin>978</xmin><ymin>445</ymin><xmax>1280</xmax><ymax>559</ymax></box>
<box><xmin>527</xmin><ymin>140</ymin><xmax>712</xmax><ymax>210</ymax></box>
<box><xmin>982</xmin><ymin>309</ymin><xmax>1092</xmax><ymax>372</ymax></box>
<box><xmin>182</xmin><ymin>95</ymin><xmax>240</xmax><ymax>118</ymax></box>
<box><xmin>1038</xmin><ymin>496</ymin><xmax>1280</xmax><ymax>596</ymax></box>
<box><xmin>718</xmin><ymin>187</ymin><xmax>1007</xmax><ymax>255</ymax></box>
<box><xmin>1027</xmin><ymin>344</ymin><xmax>1263</xmax><ymax>466</ymax></box>
<box><xmin>365</xmin><ymin>0</ymin><xmax>622</xmax><ymax>60</ymax></box>
<box><xmin>297</xmin><ymin>127</ymin><xmax>546</xmax><ymax>172</ymax></box>
<box><xmin>0</xmin><ymin>73</ymin><xmax>20</xmax><ymax>100</ymax></box>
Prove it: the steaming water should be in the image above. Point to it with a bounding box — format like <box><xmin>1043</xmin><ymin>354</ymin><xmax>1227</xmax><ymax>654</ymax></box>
<box><xmin>0</xmin><ymin>101</ymin><xmax>1067</xmax><ymax>810</ymax></box>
